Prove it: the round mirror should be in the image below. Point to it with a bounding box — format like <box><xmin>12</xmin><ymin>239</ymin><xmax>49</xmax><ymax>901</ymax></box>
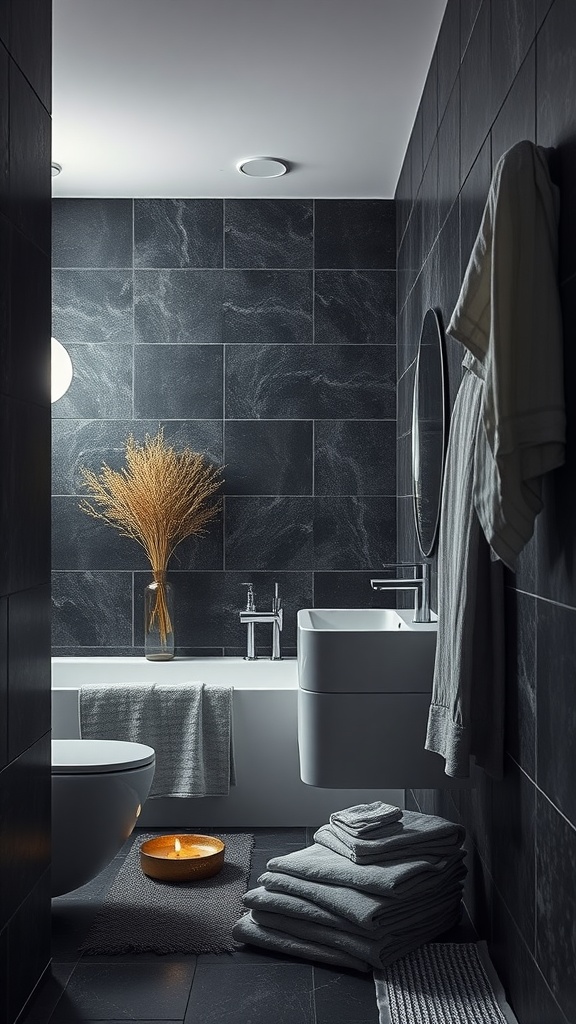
<box><xmin>411</xmin><ymin>308</ymin><xmax>448</xmax><ymax>557</ymax></box>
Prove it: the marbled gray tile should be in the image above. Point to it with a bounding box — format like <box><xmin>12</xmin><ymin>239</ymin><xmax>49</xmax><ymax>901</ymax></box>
<box><xmin>421</xmin><ymin>51</ymin><xmax>438</xmax><ymax>171</ymax></box>
<box><xmin>491</xmin><ymin>43</ymin><xmax>536</xmax><ymax>169</ymax></box>
<box><xmin>460</xmin><ymin>0</ymin><xmax>492</xmax><ymax>184</ymax></box>
<box><xmin>134</xmin><ymin>344</ymin><xmax>223</xmax><ymax>419</ymax></box>
<box><xmin>437</xmin><ymin>0</ymin><xmax>460</xmax><ymax>120</ymax></box>
<box><xmin>313</xmin><ymin>572</ymin><xmax>397</xmax><ymax>610</ymax></box>
<box><xmin>313</xmin><ymin>497</ymin><xmax>395</xmax><ymax>570</ymax></box>
<box><xmin>185</xmin><ymin>962</ymin><xmax>314</xmax><ymax>1024</ymax></box>
<box><xmin>420</xmin><ymin>141</ymin><xmax>439</xmax><ymax>262</ymax></box>
<box><xmin>52</xmin><ymin>270</ymin><xmax>133</xmax><ymax>347</ymax></box>
<box><xmin>51</xmin><ymin>960</ymin><xmax>196</xmax><ymax>1022</ymax></box>
<box><xmin>536</xmin><ymin>599</ymin><xmax>576</xmax><ymax>826</ymax></box>
<box><xmin>536</xmin><ymin>0</ymin><xmax>554</xmax><ymax>28</ymax></box>
<box><xmin>52</xmin><ymin>496</ymin><xmax>149</xmax><ymax>571</ymax></box>
<box><xmin>410</xmin><ymin>105</ymin><xmax>424</xmax><ymax>194</ymax></box>
<box><xmin>52</xmin><ymin>199</ymin><xmax>133</xmax><ymax>269</ymax></box>
<box><xmin>314</xmin><ymin>200</ymin><xmax>395</xmax><ymax>270</ymax></box>
<box><xmin>536</xmin><ymin>791</ymin><xmax>576</xmax><ymax>1022</ymax></box>
<box><xmin>504</xmin><ymin>589</ymin><xmax>536</xmax><ymax>776</ymax></box>
<box><xmin>134</xmin><ymin>269</ymin><xmax>223</xmax><ymax>344</ymax></box>
<box><xmin>224</xmin><ymin>420</ymin><xmax>313</xmax><ymax>495</ymax></box>
<box><xmin>314</xmin><ymin>966</ymin><xmax>380</xmax><ymax>1024</ymax></box>
<box><xmin>224</xmin><ymin>199</ymin><xmax>313</xmax><ymax>269</ymax></box>
<box><xmin>51</xmin><ymin>344</ymin><xmax>133</xmax><ymax>419</ymax></box>
<box><xmin>437</xmin><ymin>204</ymin><xmax>462</xmax><ymax>321</ymax></box>
<box><xmin>492</xmin><ymin>894</ymin><xmax>568</xmax><ymax>1024</ymax></box>
<box><xmin>223</xmin><ymin>270</ymin><xmax>312</xmax><ymax>344</ymax></box>
<box><xmin>314</xmin><ymin>271</ymin><xmax>396</xmax><ymax>345</ymax></box>
<box><xmin>224</xmin><ymin>497</ymin><xmax>313</xmax><ymax>570</ymax></box>
<box><xmin>490</xmin><ymin>0</ymin><xmax>536</xmax><ymax>117</ymax></box>
<box><xmin>52</xmin><ymin>419</ymin><xmax>223</xmax><ymax>496</ymax></box>
<box><xmin>134</xmin><ymin>199</ymin><xmax>223</xmax><ymax>268</ymax></box>
<box><xmin>396</xmin><ymin>432</ymin><xmax>412</xmax><ymax>499</ymax></box>
<box><xmin>492</xmin><ymin>756</ymin><xmax>536</xmax><ymax>952</ymax></box>
<box><xmin>460</xmin><ymin>0</ymin><xmax>483</xmax><ymax>58</ymax></box>
<box><xmin>460</xmin><ymin>137</ymin><xmax>491</xmax><ymax>280</ymax></box>
<box><xmin>222</xmin><ymin>571</ymin><xmax>313</xmax><ymax>648</ymax></box>
<box><xmin>225</xmin><ymin>345</ymin><xmax>395</xmax><ymax>420</ymax></box>
<box><xmin>53</xmin><ymin>496</ymin><xmax>223</xmax><ymax>572</ymax></box>
<box><xmin>51</xmin><ymin>571</ymin><xmax>133</xmax><ymax>647</ymax></box>
<box><xmin>314</xmin><ymin>421</ymin><xmax>396</xmax><ymax>496</ymax></box>
<box><xmin>438</xmin><ymin>78</ymin><xmax>460</xmax><ymax>229</ymax></box>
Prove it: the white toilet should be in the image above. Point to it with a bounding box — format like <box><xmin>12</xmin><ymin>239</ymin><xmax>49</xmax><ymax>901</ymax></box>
<box><xmin>51</xmin><ymin>739</ymin><xmax>155</xmax><ymax>897</ymax></box>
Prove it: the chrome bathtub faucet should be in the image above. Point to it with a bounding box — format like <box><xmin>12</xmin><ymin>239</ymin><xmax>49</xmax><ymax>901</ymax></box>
<box><xmin>239</xmin><ymin>583</ymin><xmax>283</xmax><ymax>660</ymax></box>
<box><xmin>369</xmin><ymin>562</ymin><xmax>431</xmax><ymax>623</ymax></box>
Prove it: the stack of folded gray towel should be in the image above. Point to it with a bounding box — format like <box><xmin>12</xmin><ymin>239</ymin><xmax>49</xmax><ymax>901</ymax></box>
<box><xmin>232</xmin><ymin>801</ymin><xmax>467</xmax><ymax>972</ymax></box>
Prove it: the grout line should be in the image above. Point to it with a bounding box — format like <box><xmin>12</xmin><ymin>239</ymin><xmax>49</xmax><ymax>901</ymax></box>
<box><xmin>509</xmin><ymin>752</ymin><xmax>576</xmax><ymax>838</ymax></box>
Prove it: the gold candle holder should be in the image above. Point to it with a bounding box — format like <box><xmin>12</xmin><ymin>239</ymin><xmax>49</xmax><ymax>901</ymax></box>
<box><xmin>140</xmin><ymin>834</ymin><xmax>225</xmax><ymax>882</ymax></box>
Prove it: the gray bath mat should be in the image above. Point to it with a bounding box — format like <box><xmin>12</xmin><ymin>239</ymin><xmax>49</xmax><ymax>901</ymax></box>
<box><xmin>81</xmin><ymin>831</ymin><xmax>254</xmax><ymax>955</ymax></box>
<box><xmin>374</xmin><ymin>942</ymin><xmax>519</xmax><ymax>1024</ymax></box>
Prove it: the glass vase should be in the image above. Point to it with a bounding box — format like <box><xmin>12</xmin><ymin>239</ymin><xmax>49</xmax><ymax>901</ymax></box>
<box><xmin>144</xmin><ymin>572</ymin><xmax>175</xmax><ymax>661</ymax></box>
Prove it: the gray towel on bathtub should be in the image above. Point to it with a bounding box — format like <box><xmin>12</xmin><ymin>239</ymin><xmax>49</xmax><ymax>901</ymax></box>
<box><xmin>79</xmin><ymin>682</ymin><xmax>235</xmax><ymax>797</ymax></box>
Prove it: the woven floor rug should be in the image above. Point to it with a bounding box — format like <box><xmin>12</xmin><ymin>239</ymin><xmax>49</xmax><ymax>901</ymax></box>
<box><xmin>81</xmin><ymin>832</ymin><xmax>254</xmax><ymax>955</ymax></box>
<box><xmin>374</xmin><ymin>942</ymin><xmax>520</xmax><ymax>1024</ymax></box>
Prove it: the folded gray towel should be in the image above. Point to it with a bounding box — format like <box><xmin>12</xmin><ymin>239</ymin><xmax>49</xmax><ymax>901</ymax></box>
<box><xmin>232</xmin><ymin>913</ymin><xmax>370</xmax><ymax>972</ymax></box>
<box><xmin>315</xmin><ymin>810</ymin><xmax>465</xmax><ymax>864</ymax></box>
<box><xmin>250</xmin><ymin>900</ymin><xmax>463</xmax><ymax>970</ymax></box>
<box><xmin>233</xmin><ymin>908</ymin><xmax>462</xmax><ymax>972</ymax></box>
<box><xmin>330</xmin><ymin>801</ymin><xmax>403</xmax><ymax>838</ymax></box>
<box><xmin>267</xmin><ymin>844</ymin><xmax>466</xmax><ymax>899</ymax></box>
<box><xmin>80</xmin><ymin>682</ymin><xmax>235</xmax><ymax>798</ymax></box>
<box><xmin>244</xmin><ymin>884</ymin><xmax>465</xmax><ymax>939</ymax></box>
<box><xmin>258</xmin><ymin>868</ymin><xmax>467</xmax><ymax>930</ymax></box>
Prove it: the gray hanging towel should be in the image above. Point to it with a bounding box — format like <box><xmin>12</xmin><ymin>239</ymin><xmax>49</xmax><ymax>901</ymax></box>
<box><xmin>80</xmin><ymin>681</ymin><xmax>235</xmax><ymax>797</ymax></box>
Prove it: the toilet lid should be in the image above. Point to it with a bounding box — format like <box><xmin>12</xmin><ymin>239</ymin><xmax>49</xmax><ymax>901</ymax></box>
<box><xmin>52</xmin><ymin>739</ymin><xmax>155</xmax><ymax>774</ymax></box>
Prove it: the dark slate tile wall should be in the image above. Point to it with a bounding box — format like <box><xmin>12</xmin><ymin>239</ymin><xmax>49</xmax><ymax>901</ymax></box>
<box><xmin>397</xmin><ymin>2</ymin><xmax>576</xmax><ymax>1022</ymax></box>
<box><xmin>52</xmin><ymin>198</ymin><xmax>397</xmax><ymax>656</ymax></box>
<box><xmin>0</xmin><ymin>4</ymin><xmax>52</xmax><ymax>1023</ymax></box>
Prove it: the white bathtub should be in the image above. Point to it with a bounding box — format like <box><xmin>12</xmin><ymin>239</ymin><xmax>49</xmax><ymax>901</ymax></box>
<box><xmin>52</xmin><ymin>657</ymin><xmax>403</xmax><ymax>827</ymax></box>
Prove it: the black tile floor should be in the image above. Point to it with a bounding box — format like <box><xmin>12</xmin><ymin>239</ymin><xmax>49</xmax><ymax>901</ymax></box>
<box><xmin>22</xmin><ymin>827</ymin><xmax>476</xmax><ymax>1023</ymax></box>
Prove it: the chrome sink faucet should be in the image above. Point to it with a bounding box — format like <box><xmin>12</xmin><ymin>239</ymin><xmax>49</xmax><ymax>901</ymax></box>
<box><xmin>239</xmin><ymin>583</ymin><xmax>283</xmax><ymax>660</ymax></box>
<box><xmin>370</xmin><ymin>562</ymin><xmax>431</xmax><ymax>623</ymax></box>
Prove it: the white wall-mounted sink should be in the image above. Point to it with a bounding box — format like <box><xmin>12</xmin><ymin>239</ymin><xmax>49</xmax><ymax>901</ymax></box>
<box><xmin>297</xmin><ymin>608</ymin><xmax>437</xmax><ymax>694</ymax></box>
<box><xmin>297</xmin><ymin>607</ymin><xmax>458</xmax><ymax>789</ymax></box>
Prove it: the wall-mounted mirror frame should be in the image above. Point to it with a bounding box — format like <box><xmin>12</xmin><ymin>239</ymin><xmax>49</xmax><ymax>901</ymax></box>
<box><xmin>411</xmin><ymin>307</ymin><xmax>448</xmax><ymax>558</ymax></box>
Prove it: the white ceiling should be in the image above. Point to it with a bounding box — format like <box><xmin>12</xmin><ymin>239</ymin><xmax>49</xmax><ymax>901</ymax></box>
<box><xmin>52</xmin><ymin>0</ymin><xmax>447</xmax><ymax>199</ymax></box>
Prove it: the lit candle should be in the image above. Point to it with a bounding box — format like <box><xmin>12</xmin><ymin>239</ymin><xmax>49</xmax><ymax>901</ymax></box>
<box><xmin>140</xmin><ymin>833</ymin><xmax>225</xmax><ymax>881</ymax></box>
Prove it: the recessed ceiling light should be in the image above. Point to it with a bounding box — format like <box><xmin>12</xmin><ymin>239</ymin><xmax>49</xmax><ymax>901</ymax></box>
<box><xmin>238</xmin><ymin>158</ymin><xmax>288</xmax><ymax>178</ymax></box>
<box><xmin>51</xmin><ymin>162</ymin><xmax>62</xmax><ymax>176</ymax></box>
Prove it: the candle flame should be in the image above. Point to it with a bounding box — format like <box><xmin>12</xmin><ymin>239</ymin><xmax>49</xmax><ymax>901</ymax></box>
<box><xmin>174</xmin><ymin>838</ymin><xmax>181</xmax><ymax>853</ymax></box>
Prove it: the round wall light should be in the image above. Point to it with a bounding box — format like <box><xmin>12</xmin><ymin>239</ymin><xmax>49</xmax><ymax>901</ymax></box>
<box><xmin>51</xmin><ymin>162</ymin><xmax>62</xmax><ymax>177</ymax></box>
<box><xmin>237</xmin><ymin>158</ymin><xmax>288</xmax><ymax>178</ymax></box>
<box><xmin>51</xmin><ymin>337</ymin><xmax>73</xmax><ymax>402</ymax></box>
